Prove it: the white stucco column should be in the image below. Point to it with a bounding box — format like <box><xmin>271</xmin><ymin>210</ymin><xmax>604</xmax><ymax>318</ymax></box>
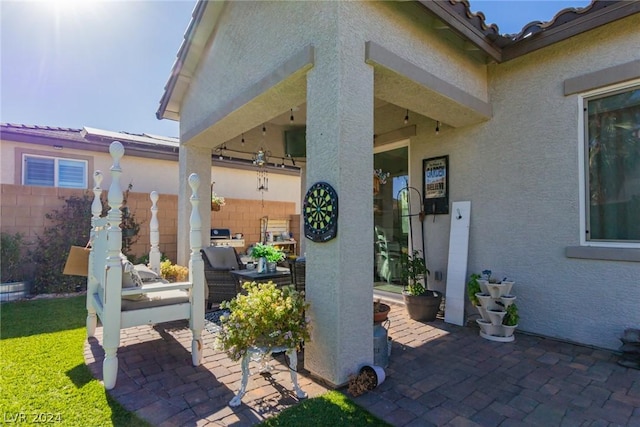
<box><xmin>178</xmin><ymin>145</ymin><xmax>211</xmax><ymax>266</ymax></box>
<box><xmin>304</xmin><ymin>37</ymin><xmax>374</xmax><ymax>386</ymax></box>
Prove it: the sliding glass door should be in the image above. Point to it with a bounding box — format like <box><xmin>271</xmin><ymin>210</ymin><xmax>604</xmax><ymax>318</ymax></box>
<box><xmin>374</xmin><ymin>144</ymin><xmax>408</xmax><ymax>289</ymax></box>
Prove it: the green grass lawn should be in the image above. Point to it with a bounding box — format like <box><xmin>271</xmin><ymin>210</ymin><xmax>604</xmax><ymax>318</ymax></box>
<box><xmin>1</xmin><ymin>296</ymin><xmax>389</xmax><ymax>426</ymax></box>
<box><xmin>259</xmin><ymin>390</ymin><xmax>391</xmax><ymax>426</ymax></box>
<box><xmin>0</xmin><ymin>296</ymin><xmax>148</xmax><ymax>426</ymax></box>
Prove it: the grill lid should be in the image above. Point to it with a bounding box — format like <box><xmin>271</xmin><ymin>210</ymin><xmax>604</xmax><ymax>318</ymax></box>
<box><xmin>210</xmin><ymin>228</ymin><xmax>231</xmax><ymax>239</ymax></box>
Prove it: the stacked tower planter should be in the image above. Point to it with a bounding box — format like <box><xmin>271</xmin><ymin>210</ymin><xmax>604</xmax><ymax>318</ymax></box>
<box><xmin>474</xmin><ymin>280</ymin><xmax>518</xmax><ymax>342</ymax></box>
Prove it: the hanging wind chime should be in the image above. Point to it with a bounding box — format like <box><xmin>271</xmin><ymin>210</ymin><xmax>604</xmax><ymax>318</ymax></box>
<box><xmin>253</xmin><ymin>125</ymin><xmax>270</xmax><ymax>206</ymax></box>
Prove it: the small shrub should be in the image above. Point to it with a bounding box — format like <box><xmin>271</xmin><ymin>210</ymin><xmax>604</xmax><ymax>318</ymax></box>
<box><xmin>29</xmin><ymin>194</ymin><xmax>92</xmax><ymax>294</ymax></box>
<box><xmin>160</xmin><ymin>260</ymin><xmax>189</xmax><ymax>282</ymax></box>
<box><xmin>29</xmin><ymin>188</ymin><xmax>143</xmax><ymax>294</ymax></box>
<box><xmin>1</xmin><ymin>232</ymin><xmax>24</xmax><ymax>282</ymax></box>
<box><xmin>215</xmin><ymin>281</ymin><xmax>310</xmax><ymax>361</ymax></box>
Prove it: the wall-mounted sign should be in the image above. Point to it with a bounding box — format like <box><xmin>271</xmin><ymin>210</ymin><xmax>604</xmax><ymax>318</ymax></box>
<box><xmin>423</xmin><ymin>155</ymin><xmax>449</xmax><ymax>215</ymax></box>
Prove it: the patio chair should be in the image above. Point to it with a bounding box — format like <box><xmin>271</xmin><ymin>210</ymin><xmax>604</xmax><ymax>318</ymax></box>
<box><xmin>289</xmin><ymin>257</ymin><xmax>306</xmax><ymax>293</ymax></box>
<box><xmin>201</xmin><ymin>246</ymin><xmax>245</xmax><ymax>307</ymax></box>
<box><xmin>375</xmin><ymin>226</ymin><xmax>402</xmax><ymax>283</ymax></box>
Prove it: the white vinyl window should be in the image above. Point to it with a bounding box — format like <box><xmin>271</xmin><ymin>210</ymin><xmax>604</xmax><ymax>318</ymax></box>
<box><xmin>582</xmin><ymin>82</ymin><xmax>640</xmax><ymax>245</ymax></box>
<box><xmin>23</xmin><ymin>155</ymin><xmax>88</xmax><ymax>188</ymax></box>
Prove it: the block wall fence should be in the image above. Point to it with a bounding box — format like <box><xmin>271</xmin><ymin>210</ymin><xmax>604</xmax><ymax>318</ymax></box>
<box><xmin>1</xmin><ymin>184</ymin><xmax>299</xmax><ymax>268</ymax></box>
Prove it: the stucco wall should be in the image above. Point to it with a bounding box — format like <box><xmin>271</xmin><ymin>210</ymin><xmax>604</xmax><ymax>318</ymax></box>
<box><xmin>411</xmin><ymin>14</ymin><xmax>640</xmax><ymax>350</ymax></box>
<box><xmin>0</xmin><ymin>140</ymin><xmax>301</xmax><ymax>211</ymax></box>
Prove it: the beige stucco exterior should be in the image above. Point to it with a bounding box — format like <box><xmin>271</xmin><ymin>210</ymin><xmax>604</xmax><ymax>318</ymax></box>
<box><xmin>411</xmin><ymin>13</ymin><xmax>640</xmax><ymax>350</ymax></box>
<box><xmin>167</xmin><ymin>0</ymin><xmax>639</xmax><ymax>387</ymax></box>
<box><xmin>176</xmin><ymin>0</ymin><xmax>497</xmax><ymax>386</ymax></box>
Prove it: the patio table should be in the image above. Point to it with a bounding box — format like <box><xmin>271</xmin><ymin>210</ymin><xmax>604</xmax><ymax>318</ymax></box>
<box><xmin>230</xmin><ymin>266</ymin><xmax>292</xmax><ymax>290</ymax></box>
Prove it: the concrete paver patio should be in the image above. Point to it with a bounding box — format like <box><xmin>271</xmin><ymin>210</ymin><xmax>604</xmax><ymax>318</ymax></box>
<box><xmin>84</xmin><ymin>299</ymin><xmax>640</xmax><ymax>426</ymax></box>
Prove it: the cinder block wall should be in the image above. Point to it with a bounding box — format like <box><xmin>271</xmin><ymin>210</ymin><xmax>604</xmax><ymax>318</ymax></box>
<box><xmin>1</xmin><ymin>184</ymin><xmax>297</xmax><ymax>269</ymax></box>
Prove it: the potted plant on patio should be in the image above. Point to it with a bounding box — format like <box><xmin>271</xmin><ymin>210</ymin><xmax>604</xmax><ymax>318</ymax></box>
<box><xmin>400</xmin><ymin>250</ymin><xmax>442</xmax><ymax>321</ymax></box>
<box><xmin>251</xmin><ymin>243</ymin><xmax>284</xmax><ymax>273</ymax></box>
<box><xmin>373</xmin><ymin>299</ymin><xmax>390</xmax><ymax>323</ymax></box>
<box><xmin>215</xmin><ymin>281</ymin><xmax>310</xmax><ymax>361</ymax></box>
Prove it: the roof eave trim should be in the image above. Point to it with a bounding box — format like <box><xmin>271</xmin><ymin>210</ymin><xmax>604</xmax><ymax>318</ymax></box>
<box><xmin>416</xmin><ymin>0</ymin><xmax>502</xmax><ymax>62</ymax></box>
<box><xmin>502</xmin><ymin>1</ymin><xmax>640</xmax><ymax>62</ymax></box>
<box><xmin>156</xmin><ymin>0</ymin><xmax>225</xmax><ymax>121</ymax></box>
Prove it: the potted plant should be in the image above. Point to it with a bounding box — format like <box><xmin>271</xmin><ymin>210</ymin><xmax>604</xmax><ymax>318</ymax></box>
<box><xmin>373</xmin><ymin>299</ymin><xmax>390</xmax><ymax>323</ymax></box>
<box><xmin>400</xmin><ymin>250</ymin><xmax>442</xmax><ymax>321</ymax></box>
<box><xmin>0</xmin><ymin>232</ymin><xmax>29</xmax><ymax>301</ymax></box>
<box><xmin>211</xmin><ymin>191</ymin><xmax>225</xmax><ymax>211</ymax></box>
<box><xmin>214</xmin><ymin>281</ymin><xmax>310</xmax><ymax>361</ymax></box>
<box><xmin>347</xmin><ymin>365</ymin><xmax>385</xmax><ymax>397</ymax></box>
<box><xmin>502</xmin><ymin>302</ymin><xmax>519</xmax><ymax>337</ymax></box>
<box><xmin>251</xmin><ymin>243</ymin><xmax>283</xmax><ymax>273</ymax></box>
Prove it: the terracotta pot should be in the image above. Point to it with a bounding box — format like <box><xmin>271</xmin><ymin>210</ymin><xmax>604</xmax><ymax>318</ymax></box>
<box><xmin>373</xmin><ymin>302</ymin><xmax>390</xmax><ymax>323</ymax></box>
<box><xmin>211</xmin><ymin>202</ymin><xmax>221</xmax><ymax>211</ymax></box>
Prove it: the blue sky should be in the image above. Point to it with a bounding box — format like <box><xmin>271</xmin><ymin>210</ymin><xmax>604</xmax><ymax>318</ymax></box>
<box><xmin>1</xmin><ymin>0</ymin><xmax>590</xmax><ymax>138</ymax></box>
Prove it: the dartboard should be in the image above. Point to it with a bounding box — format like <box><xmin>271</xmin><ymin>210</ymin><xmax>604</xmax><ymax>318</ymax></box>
<box><xmin>303</xmin><ymin>182</ymin><xmax>338</xmax><ymax>242</ymax></box>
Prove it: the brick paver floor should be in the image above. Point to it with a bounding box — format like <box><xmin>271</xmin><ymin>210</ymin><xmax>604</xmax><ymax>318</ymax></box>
<box><xmin>84</xmin><ymin>298</ymin><xmax>640</xmax><ymax>426</ymax></box>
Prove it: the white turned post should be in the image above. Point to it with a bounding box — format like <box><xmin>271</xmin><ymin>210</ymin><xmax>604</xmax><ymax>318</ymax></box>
<box><xmin>188</xmin><ymin>173</ymin><xmax>204</xmax><ymax>366</ymax></box>
<box><xmin>149</xmin><ymin>191</ymin><xmax>161</xmax><ymax>274</ymax></box>
<box><xmin>86</xmin><ymin>170</ymin><xmax>103</xmax><ymax>338</ymax></box>
<box><xmin>103</xmin><ymin>141</ymin><xmax>125</xmax><ymax>390</ymax></box>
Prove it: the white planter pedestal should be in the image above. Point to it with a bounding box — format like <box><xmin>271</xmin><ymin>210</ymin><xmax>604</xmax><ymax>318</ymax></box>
<box><xmin>475</xmin><ymin>282</ymin><xmax>517</xmax><ymax>342</ymax></box>
<box><xmin>229</xmin><ymin>345</ymin><xmax>306</xmax><ymax>407</ymax></box>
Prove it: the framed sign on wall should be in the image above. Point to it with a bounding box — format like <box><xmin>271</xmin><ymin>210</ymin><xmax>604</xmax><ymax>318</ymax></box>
<box><xmin>423</xmin><ymin>155</ymin><xmax>449</xmax><ymax>215</ymax></box>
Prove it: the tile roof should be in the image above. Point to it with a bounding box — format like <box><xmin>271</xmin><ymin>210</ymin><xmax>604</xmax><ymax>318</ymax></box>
<box><xmin>446</xmin><ymin>0</ymin><xmax>636</xmax><ymax>47</ymax></box>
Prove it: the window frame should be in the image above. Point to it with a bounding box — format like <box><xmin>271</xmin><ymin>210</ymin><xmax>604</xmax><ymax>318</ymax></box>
<box><xmin>21</xmin><ymin>153</ymin><xmax>89</xmax><ymax>189</ymax></box>
<box><xmin>577</xmin><ymin>78</ymin><xmax>640</xmax><ymax>249</ymax></box>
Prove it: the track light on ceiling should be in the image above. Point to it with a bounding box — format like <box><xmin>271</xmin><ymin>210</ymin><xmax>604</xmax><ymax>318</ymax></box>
<box><xmin>262</xmin><ymin>124</ymin><xmax>266</xmax><ymax>136</ymax></box>
<box><xmin>290</xmin><ymin>109</ymin><xmax>294</xmax><ymax>124</ymax></box>
<box><xmin>435</xmin><ymin>121</ymin><xmax>440</xmax><ymax>135</ymax></box>
<box><xmin>404</xmin><ymin>109</ymin><xmax>409</xmax><ymax>125</ymax></box>
<box><xmin>241</xmin><ymin>133</ymin><xmax>245</xmax><ymax>146</ymax></box>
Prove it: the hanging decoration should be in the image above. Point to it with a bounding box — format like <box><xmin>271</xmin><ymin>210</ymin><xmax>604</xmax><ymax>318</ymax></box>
<box><xmin>373</xmin><ymin>169</ymin><xmax>390</xmax><ymax>195</ymax></box>
<box><xmin>211</xmin><ymin>182</ymin><xmax>226</xmax><ymax>211</ymax></box>
<box><xmin>254</xmin><ymin>125</ymin><xmax>270</xmax><ymax>206</ymax></box>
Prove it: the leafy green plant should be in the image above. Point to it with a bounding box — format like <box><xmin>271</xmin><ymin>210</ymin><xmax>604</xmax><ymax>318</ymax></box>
<box><xmin>467</xmin><ymin>273</ymin><xmax>481</xmax><ymax>306</ymax></box>
<box><xmin>250</xmin><ymin>243</ymin><xmax>284</xmax><ymax>263</ymax></box>
<box><xmin>1</xmin><ymin>232</ymin><xmax>24</xmax><ymax>282</ymax></box>
<box><xmin>400</xmin><ymin>250</ymin><xmax>430</xmax><ymax>295</ymax></box>
<box><xmin>215</xmin><ymin>281</ymin><xmax>310</xmax><ymax>361</ymax></box>
<box><xmin>503</xmin><ymin>303</ymin><xmax>519</xmax><ymax>326</ymax></box>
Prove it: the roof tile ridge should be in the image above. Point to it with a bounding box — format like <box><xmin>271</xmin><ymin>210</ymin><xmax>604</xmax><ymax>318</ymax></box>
<box><xmin>510</xmin><ymin>0</ymin><xmax>600</xmax><ymax>41</ymax></box>
<box><xmin>448</xmin><ymin>0</ymin><xmax>500</xmax><ymax>35</ymax></box>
